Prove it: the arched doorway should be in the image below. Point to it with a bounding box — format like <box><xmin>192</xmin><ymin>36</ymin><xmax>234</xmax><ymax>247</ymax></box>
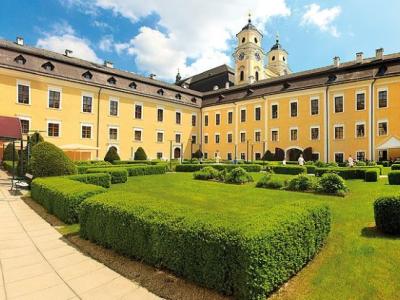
<box><xmin>174</xmin><ymin>147</ymin><xmax>181</xmax><ymax>159</ymax></box>
<box><xmin>286</xmin><ymin>148</ymin><xmax>303</xmax><ymax>161</ymax></box>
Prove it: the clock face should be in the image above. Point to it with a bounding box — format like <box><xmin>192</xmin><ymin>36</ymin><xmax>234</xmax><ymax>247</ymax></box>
<box><xmin>255</xmin><ymin>52</ymin><xmax>261</xmax><ymax>61</ymax></box>
<box><xmin>238</xmin><ymin>52</ymin><xmax>245</xmax><ymax>61</ymax></box>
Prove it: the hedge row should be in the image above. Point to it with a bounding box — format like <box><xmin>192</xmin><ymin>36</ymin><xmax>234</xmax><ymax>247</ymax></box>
<box><xmin>388</xmin><ymin>171</ymin><xmax>400</xmax><ymax>185</ymax></box>
<box><xmin>77</xmin><ymin>163</ymin><xmax>147</xmax><ymax>174</ymax></box>
<box><xmin>175</xmin><ymin>164</ymin><xmax>262</xmax><ymax>173</ymax></box>
<box><xmin>86</xmin><ymin>167</ymin><xmax>128</xmax><ymax>184</ymax></box>
<box><xmin>391</xmin><ymin>164</ymin><xmax>400</xmax><ymax>170</ymax></box>
<box><xmin>315</xmin><ymin>167</ymin><xmax>375</xmax><ymax>179</ymax></box>
<box><xmin>365</xmin><ymin>169</ymin><xmax>379</xmax><ymax>182</ymax></box>
<box><xmin>80</xmin><ymin>193</ymin><xmax>331</xmax><ymax>299</ymax></box>
<box><xmin>271</xmin><ymin>165</ymin><xmax>306</xmax><ymax>175</ymax></box>
<box><xmin>66</xmin><ymin>173</ymin><xmax>111</xmax><ymax>188</ymax></box>
<box><xmin>113</xmin><ymin>160</ymin><xmax>157</xmax><ymax>165</ymax></box>
<box><xmin>31</xmin><ymin>177</ymin><xmax>105</xmax><ymax>224</ymax></box>
<box><xmin>74</xmin><ymin>160</ymin><xmax>111</xmax><ymax>166</ymax></box>
<box><xmin>126</xmin><ymin>165</ymin><xmax>167</xmax><ymax>177</ymax></box>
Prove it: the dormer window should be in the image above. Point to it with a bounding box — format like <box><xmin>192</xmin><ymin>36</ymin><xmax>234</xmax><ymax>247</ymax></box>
<box><xmin>327</xmin><ymin>74</ymin><xmax>337</xmax><ymax>83</ymax></box>
<box><xmin>377</xmin><ymin>65</ymin><xmax>387</xmax><ymax>76</ymax></box>
<box><xmin>283</xmin><ymin>82</ymin><xmax>291</xmax><ymax>89</ymax></box>
<box><xmin>191</xmin><ymin>97</ymin><xmax>197</xmax><ymax>103</ymax></box>
<box><xmin>107</xmin><ymin>76</ymin><xmax>116</xmax><ymax>85</ymax></box>
<box><xmin>82</xmin><ymin>71</ymin><xmax>93</xmax><ymax>80</ymax></box>
<box><xmin>129</xmin><ymin>81</ymin><xmax>137</xmax><ymax>89</ymax></box>
<box><xmin>42</xmin><ymin>62</ymin><xmax>54</xmax><ymax>71</ymax></box>
<box><xmin>175</xmin><ymin>93</ymin><xmax>182</xmax><ymax>100</ymax></box>
<box><xmin>218</xmin><ymin>94</ymin><xmax>225</xmax><ymax>101</ymax></box>
<box><xmin>157</xmin><ymin>89</ymin><xmax>164</xmax><ymax>96</ymax></box>
<box><xmin>247</xmin><ymin>88</ymin><xmax>254</xmax><ymax>95</ymax></box>
<box><xmin>14</xmin><ymin>55</ymin><xmax>26</xmax><ymax>65</ymax></box>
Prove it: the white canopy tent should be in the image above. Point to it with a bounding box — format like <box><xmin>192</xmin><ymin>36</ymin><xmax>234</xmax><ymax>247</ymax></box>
<box><xmin>376</xmin><ymin>137</ymin><xmax>400</xmax><ymax>150</ymax></box>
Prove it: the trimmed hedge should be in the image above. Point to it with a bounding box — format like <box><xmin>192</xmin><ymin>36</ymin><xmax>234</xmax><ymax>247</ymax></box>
<box><xmin>2</xmin><ymin>161</ymin><xmax>16</xmax><ymax>173</ymax></box>
<box><xmin>126</xmin><ymin>165</ymin><xmax>167</xmax><ymax>177</ymax></box>
<box><xmin>80</xmin><ymin>193</ymin><xmax>331</xmax><ymax>299</ymax></box>
<box><xmin>67</xmin><ymin>173</ymin><xmax>111</xmax><ymax>188</ymax></box>
<box><xmin>365</xmin><ymin>170</ymin><xmax>379</xmax><ymax>182</ymax></box>
<box><xmin>388</xmin><ymin>171</ymin><xmax>400</xmax><ymax>185</ymax></box>
<box><xmin>272</xmin><ymin>165</ymin><xmax>306</xmax><ymax>175</ymax></box>
<box><xmin>391</xmin><ymin>164</ymin><xmax>400</xmax><ymax>170</ymax></box>
<box><xmin>374</xmin><ymin>196</ymin><xmax>400</xmax><ymax>234</ymax></box>
<box><xmin>305</xmin><ymin>165</ymin><xmax>316</xmax><ymax>174</ymax></box>
<box><xmin>86</xmin><ymin>167</ymin><xmax>128</xmax><ymax>184</ymax></box>
<box><xmin>175</xmin><ymin>164</ymin><xmax>262</xmax><ymax>173</ymax></box>
<box><xmin>74</xmin><ymin>160</ymin><xmax>111</xmax><ymax>166</ymax></box>
<box><xmin>31</xmin><ymin>177</ymin><xmax>105</xmax><ymax>224</ymax></box>
<box><xmin>77</xmin><ymin>163</ymin><xmax>147</xmax><ymax>174</ymax></box>
<box><xmin>316</xmin><ymin>167</ymin><xmax>382</xmax><ymax>180</ymax></box>
<box><xmin>113</xmin><ymin>160</ymin><xmax>156</xmax><ymax>165</ymax></box>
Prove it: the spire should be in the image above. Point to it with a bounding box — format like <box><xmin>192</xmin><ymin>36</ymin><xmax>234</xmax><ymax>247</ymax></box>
<box><xmin>248</xmin><ymin>12</ymin><xmax>252</xmax><ymax>24</ymax></box>
<box><xmin>175</xmin><ymin>68</ymin><xmax>182</xmax><ymax>84</ymax></box>
<box><xmin>270</xmin><ymin>32</ymin><xmax>282</xmax><ymax>51</ymax></box>
<box><xmin>241</xmin><ymin>12</ymin><xmax>259</xmax><ymax>32</ymax></box>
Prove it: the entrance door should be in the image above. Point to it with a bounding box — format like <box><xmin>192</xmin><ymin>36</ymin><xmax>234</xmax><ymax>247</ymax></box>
<box><xmin>287</xmin><ymin>148</ymin><xmax>302</xmax><ymax>161</ymax></box>
<box><xmin>174</xmin><ymin>147</ymin><xmax>181</xmax><ymax>159</ymax></box>
<box><xmin>378</xmin><ymin>150</ymin><xmax>388</xmax><ymax>161</ymax></box>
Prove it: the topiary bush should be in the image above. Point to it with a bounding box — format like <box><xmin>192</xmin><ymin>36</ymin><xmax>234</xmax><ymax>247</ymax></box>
<box><xmin>3</xmin><ymin>143</ymin><xmax>18</xmax><ymax>161</ymax></box>
<box><xmin>286</xmin><ymin>174</ymin><xmax>314</xmax><ymax>191</ymax></box>
<box><xmin>225</xmin><ymin>167</ymin><xmax>253</xmax><ymax>184</ymax></box>
<box><xmin>262</xmin><ymin>150</ymin><xmax>275</xmax><ymax>161</ymax></box>
<box><xmin>193</xmin><ymin>166</ymin><xmax>219</xmax><ymax>180</ymax></box>
<box><xmin>317</xmin><ymin>173</ymin><xmax>347</xmax><ymax>195</ymax></box>
<box><xmin>66</xmin><ymin>173</ymin><xmax>111</xmax><ymax>188</ymax></box>
<box><xmin>365</xmin><ymin>169</ymin><xmax>379</xmax><ymax>182</ymax></box>
<box><xmin>30</xmin><ymin>142</ymin><xmax>77</xmax><ymax>178</ymax></box>
<box><xmin>28</xmin><ymin>131</ymin><xmax>44</xmax><ymax>148</ymax></box>
<box><xmin>391</xmin><ymin>164</ymin><xmax>400</xmax><ymax>170</ymax></box>
<box><xmin>86</xmin><ymin>167</ymin><xmax>128</xmax><ymax>184</ymax></box>
<box><xmin>374</xmin><ymin>196</ymin><xmax>400</xmax><ymax>235</ymax></box>
<box><xmin>134</xmin><ymin>147</ymin><xmax>147</xmax><ymax>161</ymax></box>
<box><xmin>104</xmin><ymin>147</ymin><xmax>120</xmax><ymax>163</ymax></box>
<box><xmin>272</xmin><ymin>165</ymin><xmax>306</xmax><ymax>175</ymax></box>
<box><xmin>355</xmin><ymin>161</ymin><xmax>366</xmax><ymax>166</ymax></box>
<box><xmin>256</xmin><ymin>174</ymin><xmax>285</xmax><ymax>189</ymax></box>
<box><xmin>192</xmin><ymin>149</ymin><xmax>203</xmax><ymax>159</ymax></box>
<box><xmin>126</xmin><ymin>165</ymin><xmax>167</xmax><ymax>177</ymax></box>
<box><xmin>388</xmin><ymin>171</ymin><xmax>400</xmax><ymax>185</ymax></box>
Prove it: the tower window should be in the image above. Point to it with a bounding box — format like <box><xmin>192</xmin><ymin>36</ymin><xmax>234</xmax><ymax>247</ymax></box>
<box><xmin>242</xmin><ymin>37</ymin><xmax>245</xmax><ymax>43</ymax></box>
<box><xmin>240</xmin><ymin>71</ymin><xmax>244</xmax><ymax>81</ymax></box>
<box><xmin>255</xmin><ymin>71</ymin><xmax>259</xmax><ymax>81</ymax></box>
<box><xmin>283</xmin><ymin>56</ymin><xmax>286</xmax><ymax>61</ymax></box>
<box><xmin>254</xmin><ymin>37</ymin><xmax>258</xmax><ymax>43</ymax></box>
<box><xmin>272</xmin><ymin>56</ymin><xmax>276</xmax><ymax>61</ymax></box>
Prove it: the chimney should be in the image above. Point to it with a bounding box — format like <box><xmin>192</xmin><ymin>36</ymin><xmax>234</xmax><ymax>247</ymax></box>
<box><xmin>64</xmin><ymin>49</ymin><xmax>73</xmax><ymax>57</ymax></box>
<box><xmin>376</xmin><ymin>48</ymin><xmax>384</xmax><ymax>60</ymax></box>
<box><xmin>356</xmin><ymin>52</ymin><xmax>364</xmax><ymax>63</ymax></box>
<box><xmin>149</xmin><ymin>73</ymin><xmax>156</xmax><ymax>79</ymax></box>
<box><xmin>225</xmin><ymin>82</ymin><xmax>230</xmax><ymax>89</ymax></box>
<box><xmin>104</xmin><ymin>60</ymin><xmax>114</xmax><ymax>68</ymax></box>
<box><xmin>333</xmin><ymin>56</ymin><xmax>340</xmax><ymax>67</ymax></box>
<box><xmin>16</xmin><ymin>37</ymin><xmax>24</xmax><ymax>46</ymax></box>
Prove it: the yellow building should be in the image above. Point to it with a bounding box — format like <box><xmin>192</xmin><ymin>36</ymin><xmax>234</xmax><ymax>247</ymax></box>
<box><xmin>1</xmin><ymin>18</ymin><xmax>400</xmax><ymax>163</ymax></box>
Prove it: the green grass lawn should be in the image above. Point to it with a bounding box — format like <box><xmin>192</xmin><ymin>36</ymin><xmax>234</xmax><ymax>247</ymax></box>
<box><xmin>108</xmin><ymin>172</ymin><xmax>400</xmax><ymax>300</ymax></box>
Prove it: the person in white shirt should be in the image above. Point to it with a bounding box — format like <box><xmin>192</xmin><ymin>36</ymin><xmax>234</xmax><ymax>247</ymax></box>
<box><xmin>298</xmin><ymin>154</ymin><xmax>305</xmax><ymax>166</ymax></box>
<box><xmin>282</xmin><ymin>159</ymin><xmax>287</xmax><ymax>165</ymax></box>
<box><xmin>348</xmin><ymin>155</ymin><xmax>354</xmax><ymax>167</ymax></box>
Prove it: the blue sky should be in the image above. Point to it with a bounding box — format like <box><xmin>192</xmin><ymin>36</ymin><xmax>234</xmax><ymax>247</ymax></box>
<box><xmin>1</xmin><ymin>0</ymin><xmax>399</xmax><ymax>82</ymax></box>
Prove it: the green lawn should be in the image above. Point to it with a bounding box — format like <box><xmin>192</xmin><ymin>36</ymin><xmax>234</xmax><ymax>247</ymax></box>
<box><xmin>109</xmin><ymin>172</ymin><xmax>400</xmax><ymax>300</ymax></box>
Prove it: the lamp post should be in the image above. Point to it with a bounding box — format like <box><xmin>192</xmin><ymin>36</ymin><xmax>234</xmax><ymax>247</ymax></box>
<box><xmin>169</xmin><ymin>140</ymin><xmax>172</xmax><ymax>171</ymax></box>
<box><xmin>251</xmin><ymin>144</ymin><xmax>254</xmax><ymax>162</ymax></box>
<box><xmin>246</xmin><ymin>140</ymin><xmax>250</xmax><ymax>163</ymax></box>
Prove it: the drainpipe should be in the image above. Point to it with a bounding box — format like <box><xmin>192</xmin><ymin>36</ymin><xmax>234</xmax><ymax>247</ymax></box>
<box><xmin>200</xmin><ymin>106</ymin><xmax>203</xmax><ymax>161</ymax></box>
<box><xmin>96</xmin><ymin>87</ymin><xmax>102</xmax><ymax>159</ymax></box>
<box><xmin>370</xmin><ymin>78</ymin><xmax>377</xmax><ymax>161</ymax></box>
<box><xmin>325</xmin><ymin>85</ymin><xmax>329</xmax><ymax>163</ymax></box>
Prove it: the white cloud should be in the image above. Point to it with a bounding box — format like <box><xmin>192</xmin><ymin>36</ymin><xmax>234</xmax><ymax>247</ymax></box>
<box><xmin>36</xmin><ymin>22</ymin><xmax>102</xmax><ymax>63</ymax></box>
<box><xmin>99</xmin><ymin>35</ymin><xmax>114</xmax><ymax>52</ymax></box>
<box><xmin>301</xmin><ymin>4</ymin><xmax>341</xmax><ymax>37</ymax></box>
<box><xmin>68</xmin><ymin>0</ymin><xmax>291</xmax><ymax>80</ymax></box>
<box><xmin>92</xmin><ymin>20</ymin><xmax>112</xmax><ymax>30</ymax></box>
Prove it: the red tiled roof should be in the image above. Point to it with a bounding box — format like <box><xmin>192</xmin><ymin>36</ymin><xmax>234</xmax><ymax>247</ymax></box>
<box><xmin>0</xmin><ymin>116</ymin><xmax>22</xmax><ymax>140</ymax></box>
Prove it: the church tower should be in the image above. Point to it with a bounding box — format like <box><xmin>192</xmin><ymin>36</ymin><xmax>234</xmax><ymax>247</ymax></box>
<box><xmin>266</xmin><ymin>34</ymin><xmax>291</xmax><ymax>76</ymax></box>
<box><xmin>233</xmin><ymin>15</ymin><xmax>265</xmax><ymax>85</ymax></box>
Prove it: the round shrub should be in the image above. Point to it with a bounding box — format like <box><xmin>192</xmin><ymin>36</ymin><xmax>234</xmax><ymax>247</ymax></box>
<box><xmin>367</xmin><ymin>161</ymin><xmax>377</xmax><ymax>166</ymax></box>
<box><xmin>3</xmin><ymin>143</ymin><xmax>19</xmax><ymax>161</ymax></box>
<box><xmin>374</xmin><ymin>196</ymin><xmax>400</xmax><ymax>235</ymax></box>
<box><xmin>30</xmin><ymin>142</ymin><xmax>77</xmax><ymax>177</ymax></box>
<box><xmin>314</xmin><ymin>160</ymin><xmax>326</xmax><ymax>168</ymax></box>
<box><xmin>365</xmin><ymin>170</ymin><xmax>378</xmax><ymax>182</ymax></box>
<box><xmin>388</xmin><ymin>171</ymin><xmax>400</xmax><ymax>185</ymax></box>
<box><xmin>104</xmin><ymin>147</ymin><xmax>120</xmax><ymax>163</ymax></box>
<box><xmin>225</xmin><ymin>167</ymin><xmax>253</xmax><ymax>184</ymax></box>
<box><xmin>28</xmin><ymin>132</ymin><xmax>44</xmax><ymax>148</ymax></box>
<box><xmin>134</xmin><ymin>147</ymin><xmax>147</xmax><ymax>160</ymax></box>
<box><xmin>287</xmin><ymin>174</ymin><xmax>314</xmax><ymax>191</ymax></box>
<box><xmin>256</xmin><ymin>174</ymin><xmax>284</xmax><ymax>189</ymax></box>
<box><xmin>216</xmin><ymin>169</ymin><xmax>229</xmax><ymax>182</ymax></box>
<box><xmin>317</xmin><ymin>173</ymin><xmax>347</xmax><ymax>195</ymax></box>
<box><xmin>355</xmin><ymin>161</ymin><xmax>366</xmax><ymax>166</ymax></box>
<box><xmin>193</xmin><ymin>166</ymin><xmax>218</xmax><ymax>180</ymax></box>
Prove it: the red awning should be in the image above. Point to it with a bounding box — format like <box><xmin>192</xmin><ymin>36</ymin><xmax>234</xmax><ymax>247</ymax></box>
<box><xmin>0</xmin><ymin>116</ymin><xmax>22</xmax><ymax>141</ymax></box>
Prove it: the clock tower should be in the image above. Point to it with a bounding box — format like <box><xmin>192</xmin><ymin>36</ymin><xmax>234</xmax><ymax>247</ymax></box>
<box><xmin>234</xmin><ymin>15</ymin><xmax>265</xmax><ymax>85</ymax></box>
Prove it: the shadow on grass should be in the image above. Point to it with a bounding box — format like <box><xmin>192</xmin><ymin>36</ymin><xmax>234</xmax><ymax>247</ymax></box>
<box><xmin>361</xmin><ymin>226</ymin><xmax>400</xmax><ymax>240</ymax></box>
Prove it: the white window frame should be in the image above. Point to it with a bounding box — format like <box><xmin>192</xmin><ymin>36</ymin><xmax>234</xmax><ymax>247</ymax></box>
<box><xmin>134</xmin><ymin>102</ymin><xmax>143</xmax><ymax>119</ymax></box>
<box><xmin>356</xmin><ymin>150</ymin><xmax>366</xmax><ymax>161</ymax></box>
<box><xmin>355</xmin><ymin>121</ymin><xmax>366</xmax><ymax>138</ymax></box>
<box><xmin>289</xmin><ymin>127</ymin><xmax>299</xmax><ymax>141</ymax></box>
<box><xmin>333</xmin><ymin>124</ymin><xmax>345</xmax><ymax>140</ymax></box>
<box><xmin>214</xmin><ymin>133</ymin><xmax>220</xmax><ymax>144</ymax></box>
<box><xmin>204</xmin><ymin>113</ymin><xmax>209</xmax><ymax>126</ymax></box>
<box><xmin>47</xmin><ymin>120</ymin><xmax>61</xmax><ymax>137</ymax></box>
<box><xmin>191</xmin><ymin>113</ymin><xmax>197</xmax><ymax>127</ymax></box>
<box><xmin>108</xmin><ymin>126</ymin><xmax>119</xmax><ymax>141</ymax></box>
<box><xmin>254</xmin><ymin>129</ymin><xmax>262</xmax><ymax>142</ymax></box>
<box><xmin>109</xmin><ymin>97</ymin><xmax>119</xmax><ymax>117</ymax></box>
<box><xmin>18</xmin><ymin>116</ymin><xmax>31</xmax><ymax>135</ymax></box>
<box><xmin>175</xmin><ymin>132</ymin><xmax>182</xmax><ymax>143</ymax></box>
<box><xmin>227</xmin><ymin>110</ymin><xmax>234</xmax><ymax>124</ymax></box>
<box><xmin>240</xmin><ymin>108</ymin><xmax>247</xmax><ymax>122</ymax></box>
<box><xmin>310</xmin><ymin>126</ymin><xmax>320</xmax><ymax>141</ymax></box>
<box><xmin>240</xmin><ymin>130</ymin><xmax>246</xmax><ymax>143</ymax></box>
<box><xmin>16</xmin><ymin>80</ymin><xmax>31</xmax><ymax>105</ymax></box>
<box><xmin>334</xmin><ymin>152</ymin><xmax>345</xmax><ymax>163</ymax></box>
<box><xmin>310</xmin><ymin>97</ymin><xmax>319</xmax><ymax>116</ymax></box>
<box><xmin>204</xmin><ymin>134</ymin><xmax>209</xmax><ymax>144</ymax></box>
<box><xmin>270</xmin><ymin>102</ymin><xmax>279</xmax><ymax>119</ymax></box>
<box><xmin>312</xmin><ymin>152</ymin><xmax>320</xmax><ymax>161</ymax></box>
<box><xmin>47</xmin><ymin>86</ymin><xmax>62</xmax><ymax>110</ymax></box>
<box><xmin>227</xmin><ymin>132</ymin><xmax>233</xmax><ymax>143</ymax></box>
<box><xmin>377</xmin><ymin>87</ymin><xmax>389</xmax><ymax>109</ymax></box>
<box><xmin>175</xmin><ymin>110</ymin><xmax>182</xmax><ymax>125</ymax></box>
<box><xmin>355</xmin><ymin>90</ymin><xmax>366</xmax><ymax>111</ymax></box>
<box><xmin>377</xmin><ymin>119</ymin><xmax>389</xmax><ymax>136</ymax></box>
<box><xmin>333</xmin><ymin>93</ymin><xmax>345</xmax><ymax>114</ymax></box>
<box><xmin>156</xmin><ymin>130</ymin><xmax>164</xmax><ymax>143</ymax></box>
<box><xmin>191</xmin><ymin>134</ymin><xmax>197</xmax><ymax>144</ymax></box>
<box><xmin>270</xmin><ymin>128</ymin><xmax>279</xmax><ymax>142</ymax></box>
<box><xmin>81</xmin><ymin>92</ymin><xmax>94</xmax><ymax>113</ymax></box>
<box><xmin>156</xmin><ymin>152</ymin><xmax>163</xmax><ymax>160</ymax></box>
<box><xmin>133</xmin><ymin>127</ymin><xmax>143</xmax><ymax>142</ymax></box>
<box><xmin>254</xmin><ymin>105</ymin><xmax>262</xmax><ymax>121</ymax></box>
<box><xmin>80</xmin><ymin>123</ymin><xmax>93</xmax><ymax>139</ymax></box>
<box><xmin>215</xmin><ymin>112</ymin><xmax>221</xmax><ymax>125</ymax></box>
<box><xmin>289</xmin><ymin>99</ymin><xmax>298</xmax><ymax>118</ymax></box>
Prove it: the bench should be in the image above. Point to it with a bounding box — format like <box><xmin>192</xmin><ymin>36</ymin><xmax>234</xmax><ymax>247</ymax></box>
<box><xmin>14</xmin><ymin>173</ymin><xmax>33</xmax><ymax>190</ymax></box>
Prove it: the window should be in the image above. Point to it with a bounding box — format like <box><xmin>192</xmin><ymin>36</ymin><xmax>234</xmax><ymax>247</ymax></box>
<box><xmin>227</xmin><ymin>153</ymin><xmax>232</xmax><ymax>161</ymax></box>
<box><xmin>255</xmin><ymin>71</ymin><xmax>259</xmax><ymax>81</ymax></box>
<box><xmin>378</xmin><ymin>121</ymin><xmax>388</xmax><ymax>136</ymax></box>
<box><xmin>135</xmin><ymin>104</ymin><xmax>142</xmax><ymax>119</ymax></box>
<box><xmin>227</xmin><ymin>133</ymin><xmax>233</xmax><ymax>143</ymax></box>
<box><xmin>107</xmin><ymin>77</ymin><xmax>116</xmax><ymax>85</ymax></box>
<box><xmin>109</xmin><ymin>127</ymin><xmax>118</xmax><ymax>140</ymax></box>
<box><xmin>254</xmin><ymin>37</ymin><xmax>258</xmax><ymax>44</ymax></box>
<box><xmin>311</xmin><ymin>98</ymin><xmax>319</xmax><ymax>115</ymax></box>
<box><xmin>240</xmin><ymin>153</ymin><xmax>246</xmax><ymax>160</ymax></box>
<box><xmin>290</xmin><ymin>128</ymin><xmax>298</xmax><ymax>141</ymax></box>
<box><xmin>14</xmin><ymin>55</ymin><xmax>26</xmax><ymax>65</ymax></box>
<box><xmin>312</xmin><ymin>153</ymin><xmax>320</xmax><ymax>161</ymax></box>
<box><xmin>290</xmin><ymin>101</ymin><xmax>298</xmax><ymax>117</ymax></box>
<box><xmin>42</xmin><ymin>62</ymin><xmax>54</xmax><ymax>71</ymax></box>
<box><xmin>215</xmin><ymin>134</ymin><xmax>220</xmax><ymax>144</ymax></box>
<box><xmin>378</xmin><ymin>90</ymin><xmax>388</xmax><ymax>108</ymax></box>
<box><xmin>356</xmin><ymin>123</ymin><xmax>365</xmax><ymax>138</ymax></box>
<box><xmin>19</xmin><ymin>119</ymin><xmax>30</xmax><ymax>134</ymax></box>
<box><xmin>255</xmin><ymin>131</ymin><xmax>261</xmax><ymax>142</ymax></box>
<box><xmin>81</xmin><ymin>125</ymin><xmax>92</xmax><ymax>139</ymax></box>
<box><xmin>356</xmin><ymin>93</ymin><xmax>365</xmax><ymax>110</ymax></box>
<box><xmin>215</xmin><ymin>113</ymin><xmax>221</xmax><ymax>125</ymax></box>
<box><xmin>17</xmin><ymin>83</ymin><xmax>30</xmax><ymax>104</ymax></box>
<box><xmin>191</xmin><ymin>135</ymin><xmax>197</xmax><ymax>144</ymax></box>
<box><xmin>48</xmin><ymin>90</ymin><xmax>61</xmax><ymax>109</ymax></box>
<box><xmin>176</xmin><ymin>112</ymin><xmax>181</xmax><ymax>124</ymax></box>
<box><xmin>255</xmin><ymin>107</ymin><xmax>261</xmax><ymax>121</ymax></box>
<box><xmin>334</xmin><ymin>126</ymin><xmax>344</xmax><ymax>140</ymax></box>
<box><xmin>191</xmin><ymin>97</ymin><xmax>197</xmax><ymax>103</ymax></box>
<box><xmin>204</xmin><ymin>115</ymin><xmax>209</xmax><ymax>126</ymax></box>
<box><xmin>228</xmin><ymin>111</ymin><xmax>233</xmax><ymax>124</ymax></box>
<box><xmin>134</xmin><ymin>129</ymin><xmax>142</xmax><ymax>141</ymax></box>
<box><xmin>334</xmin><ymin>96</ymin><xmax>344</xmax><ymax>113</ymax></box>
<box><xmin>109</xmin><ymin>99</ymin><xmax>118</xmax><ymax>116</ymax></box>
<box><xmin>204</xmin><ymin>135</ymin><xmax>209</xmax><ymax>144</ymax></box>
<box><xmin>175</xmin><ymin>93</ymin><xmax>182</xmax><ymax>100</ymax></box>
<box><xmin>271</xmin><ymin>130</ymin><xmax>279</xmax><ymax>142</ymax></box>
<box><xmin>157</xmin><ymin>108</ymin><xmax>164</xmax><ymax>122</ymax></box>
<box><xmin>242</xmin><ymin>37</ymin><xmax>245</xmax><ymax>43</ymax></box>
<box><xmin>357</xmin><ymin>151</ymin><xmax>366</xmax><ymax>161</ymax></box>
<box><xmin>335</xmin><ymin>153</ymin><xmax>344</xmax><ymax>163</ymax></box>
<box><xmin>271</xmin><ymin>104</ymin><xmax>278</xmax><ymax>119</ymax></box>
<box><xmin>48</xmin><ymin>122</ymin><xmax>60</xmax><ymax>137</ymax></box>
<box><xmin>82</xmin><ymin>95</ymin><xmax>93</xmax><ymax>113</ymax></box>
<box><xmin>240</xmin><ymin>132</ymin><xmax>246</xmax><ymax>143</ymax></box>
<box><xmin>240</xmin><ymin>109</ymin><xmax>246</xmax><ymax>122</ymax></box>
<box><xmin>240</xmin><ymin>71</ymin><xmax>244</xmax><ymax>81</ymax></box>
<box><xmin>157</xmin><ymin>89</ymin><xmax>164</xmax><ymax>96</ymax></box>
<box><xmin>157</xmin><ymin>152</ymin><xmax>163</xmax><ymax>159</ymax></box>
<box><xmin>255</xmin><ymin>153</ymin><xmax>261</xmax><ymax>160</ymax></box>
<box><xmin>204</xmin><ymin>152</ymin><xmax>208</xmax><ymax>159</ymax></box>
<box><xmin>82</xmin><ymin>71</ymin><xmax>92</xmax><ymax>80</ymax></box>
<box><xmin>192</xmin><ymin>115</ymin><xmax>196</xmax><ymax>126</ymax></box>
<box><xmin>157</xmin><ymin>131</ymin><xmax>164</xmax><ymax>143</ymax></box>
<box><xmin>311</xmin><ymin>127</ymin><xmax>319</xmax><ymax>140</ymax></box>
<box><xmin>129</xmin><ymin>82</ymin><xmax>137</xmax><ymax>89</ymax></box>
<box><xmin>175</xmin><ymin>133</ymin><xmax>181</xmax><ymax>143</ymax></box>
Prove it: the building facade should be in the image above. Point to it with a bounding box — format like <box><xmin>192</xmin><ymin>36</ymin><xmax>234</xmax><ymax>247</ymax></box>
<box><xmin>0</xmin><ymin>19</ymin><xmax>399</xmax><ymax>162</ymax></box>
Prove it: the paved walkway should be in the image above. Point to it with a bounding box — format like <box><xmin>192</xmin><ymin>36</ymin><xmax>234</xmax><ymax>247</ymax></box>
<box><xmin>0</xmin><ymin>170</ymin><xmax>161</xmax><ymax>300</ymax></box>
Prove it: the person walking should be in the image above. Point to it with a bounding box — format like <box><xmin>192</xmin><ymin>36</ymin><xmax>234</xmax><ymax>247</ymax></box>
<box><xmin>298</xmin><ymin>154</ymin><xmax>305</xmax><ymax>166</ymax></box>
<box><xmin>348</xmin><ymin>155</ymin><xmax>354</xmax><ymax>167</ymax></box>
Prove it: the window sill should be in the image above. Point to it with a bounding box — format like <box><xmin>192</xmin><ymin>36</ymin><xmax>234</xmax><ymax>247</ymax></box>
<box><xmin>16</xmin><ymin>102</ymin><xmax>31</xmax><ymax>106</ymax></box>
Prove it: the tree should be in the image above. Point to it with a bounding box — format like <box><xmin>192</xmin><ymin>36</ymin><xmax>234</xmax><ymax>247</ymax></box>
<box><xmin>3</xmin><ymin>143</ymin><xmax>19</xmax><ymax>161</ymax></box>
<box><xmin>134</xmin><ymin>147</ymin><xmax>147</xmax><ymax>160</ymax></box>
<box><xmin>30</xmin><ymin>142</ymin><xmax>77</xmax><ymax>177</ymax></box>
<box><xmin>192</xmin><ymin>149</ymin><xmax>203</xmax><ymax>159</ymax></box>
<box><xmin>262</xmin><ymin>150</ymin><xmax>274</xmax><ymax>161</ymax></box>
<box><xmin>303</xmin><ymin>147</ymin><xmax>313</xmax><ymax>161</ymax></box>
<box><xmin>274</xmin><ymin>148</ymin><xmax>285</xmax><ymax>161</ymax></box>
<box><xmin>104</xmin><ymin>146</ymin><xmax>120</xmax><ymax>163</ymax></box>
